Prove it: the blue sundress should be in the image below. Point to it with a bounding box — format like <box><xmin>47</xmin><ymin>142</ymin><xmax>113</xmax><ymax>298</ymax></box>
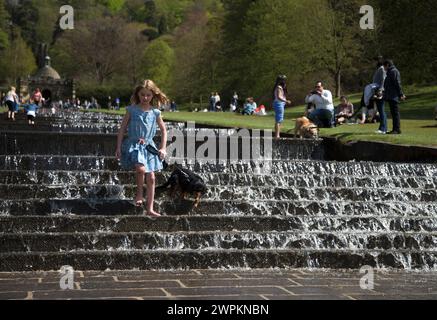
<box><xmin>121</xmin><ymin>106</ymin><xmax>163</xmax><ymax>172</ymax></box>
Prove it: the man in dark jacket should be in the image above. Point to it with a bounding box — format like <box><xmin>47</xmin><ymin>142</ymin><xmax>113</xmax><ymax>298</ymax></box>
<box><xmin>383</xmin><ymin>60</ymin><xmax>406</xmax><ymax>134</ymax></box>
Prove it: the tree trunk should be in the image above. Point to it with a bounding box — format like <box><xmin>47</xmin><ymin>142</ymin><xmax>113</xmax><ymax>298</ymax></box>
<box><xmin>335</xmin><ymin>70</ymin><xmax>341</xmax><ymax>98</ymax></box>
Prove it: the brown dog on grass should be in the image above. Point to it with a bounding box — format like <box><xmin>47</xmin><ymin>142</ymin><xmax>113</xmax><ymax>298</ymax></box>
<box><xmin>293</xmin><ymin>116</ymin><xmax>319</xmax><ymax>139</ymax></box>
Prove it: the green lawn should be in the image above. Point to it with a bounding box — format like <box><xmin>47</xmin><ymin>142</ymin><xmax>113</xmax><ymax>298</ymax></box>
<box><xmin>2</xmin><ymin>85</ymin><xmax>436</xmax><ymax>147</ymax></box>
<box><xmin>83</xmin><ymin>85</ymin><xmax>437</xmax><ymax>147</ymax></box>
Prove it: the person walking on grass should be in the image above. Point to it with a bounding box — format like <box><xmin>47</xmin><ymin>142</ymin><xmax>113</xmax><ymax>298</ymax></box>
<box><xmin>116</xmin><ymin>80</ymin><xmax>168</xmax><ymax>217</ymax></box>
<box><xmin>383</xmin><ymin>60</ymin><xmax>406</xmax><ymax>135</ymax></box>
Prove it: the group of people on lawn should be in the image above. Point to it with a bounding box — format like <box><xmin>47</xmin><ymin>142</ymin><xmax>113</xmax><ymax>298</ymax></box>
<box><xmin>272</xmin><ymin>57</ymin><xmax>406</xmax><ymax>138</ymax></box>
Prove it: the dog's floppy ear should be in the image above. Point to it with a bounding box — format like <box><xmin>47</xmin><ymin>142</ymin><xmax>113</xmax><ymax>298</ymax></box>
<box><xmin>192</xmin><ymin>180</ymin><xmax>208</xmax><ymax>193</ymax></box>
<box><xmin>303</xmin><ymin>125</ymin><xmax>319</xmax><ymax>138</ymax></box>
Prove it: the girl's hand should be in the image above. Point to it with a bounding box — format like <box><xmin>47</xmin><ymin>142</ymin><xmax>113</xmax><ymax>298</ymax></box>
<box><xmin>115</xmin><ymin>148</ymin><xmax>121</xmax><ymax>160</ymax></box>
<box><xmin>158</xmin><ymin>148</ymin><xmax>167</xmax><ymax>160</ymax></box>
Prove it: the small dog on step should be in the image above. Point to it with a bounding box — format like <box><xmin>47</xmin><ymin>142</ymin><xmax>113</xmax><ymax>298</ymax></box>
<box><xmin>156</xmin><ymin>165</ymin><xmax>208</xmax><ymax>208</ymax></box>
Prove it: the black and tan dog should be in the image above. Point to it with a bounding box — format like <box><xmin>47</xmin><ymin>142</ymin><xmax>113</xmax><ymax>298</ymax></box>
<box><xmin>156</xmin><ymin>165</ymin><xmax>208</xmax><ymax>208</ymax></box>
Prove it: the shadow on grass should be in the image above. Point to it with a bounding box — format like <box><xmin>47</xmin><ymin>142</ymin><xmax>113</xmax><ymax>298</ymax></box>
<box><xmin>324</xmin><ymin>132</ymin><xmax>375</xmax><ymax>141</ymax></box>
<box><xmin>421</xmin><ymin>125</ymin><xmax>437</xmax><ymax>128</ymax></box>
<box><xmin>400</xmin><ymin>91</ymin><xmax>437</xmax><ymax>119</ymax></box>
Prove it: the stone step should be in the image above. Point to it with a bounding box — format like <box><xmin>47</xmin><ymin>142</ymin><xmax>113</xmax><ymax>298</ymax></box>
<box><xmin>2</xmin><ymin>216</ymin><xmax>437</xmax><ymax>233</ymax></box>
<box><xmin>0</xmin><ymin>131</ymin><xmax>324</xmax><ymax>159</ymax></box>
<box><xmin>0</xmin><ymin>249</ymin><xmax>435</xmax><ymax>271</ymax></box>
<box><xmin>1</xmin><ymin>156</ymin><xmax>436</xmax><ymax>176</ymax></box>
<box><xmin>1</xmin><ymin>170</ymin><xmax>436</xmax><ymax>189</ymax></box>
<box><xmin>1</xmin><ymin>184</ymin><xmax>436</xmax><ymax>203</ymax></box>
<box><xmin>1</xmin><ymin>155</ymin><xmax>121</xmax><ymax>171</ymax></box>
<box><xmin>0</xmin><ymin>121</ymin><xmax>235</xmax><ymax>133</ymax></box>
<box><xmin>2</xmin><ymin>231</ymin><xmax>437</xmax><ymax>253</ymax></box>
<box><xmin>1</xmin><ymin>199</ymin><xmax>436</xmax><ymax>216</ymax></box>
<box><xmin>0</xmin><ymin>123</ymin><xmax>121</xmax><ymax>133</ymax></box>
<box><xmin>0</xmin><ymin>114</ymin><xmax>124</xmax><ymax>124</ymax></box>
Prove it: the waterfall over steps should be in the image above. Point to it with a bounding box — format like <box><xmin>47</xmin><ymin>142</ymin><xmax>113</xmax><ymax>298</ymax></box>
<box><xmin>1</xmin><ymin>112</ymin><xmax>436</xmax><ymax>271</ymax></box>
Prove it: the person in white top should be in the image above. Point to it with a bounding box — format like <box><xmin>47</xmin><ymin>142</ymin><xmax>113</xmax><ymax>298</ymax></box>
<box><xmin>214</xmin><ymin>92</ymin><xmax>221</xmax><ymax>111</ymax></box>
<box><xmin>230</xmin><ymin>92</ymin><xmax>238</xmax><ymax>112</ymax></box>
<box><xmin>5</xmin><ymin>87</ymin><xmax>19</xmax><ymax>121</ymax></box>
<box><xmin>304</xmin><ymin>81</ymin><xmax>335</xmax><ymax>128</ymax></box>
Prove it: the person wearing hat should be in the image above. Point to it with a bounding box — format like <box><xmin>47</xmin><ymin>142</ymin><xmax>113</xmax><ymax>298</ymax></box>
<box><xmin>273</xmin><ymin>75</ymin><xmax>291</xmax><ymax>139</ymax></box>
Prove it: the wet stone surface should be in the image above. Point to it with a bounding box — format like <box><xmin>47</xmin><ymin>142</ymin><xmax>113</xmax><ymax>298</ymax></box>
<box><xmin>0</xmin><ymin>269</ymin><xmax>436</xmax><ymax>300</ymax></box>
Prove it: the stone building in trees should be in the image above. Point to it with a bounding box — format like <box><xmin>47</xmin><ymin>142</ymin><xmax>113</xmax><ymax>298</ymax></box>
<box><xmin>18</xmin><ymin>44</ymin><xmax>75</xmax><ymax>104</ymax></box>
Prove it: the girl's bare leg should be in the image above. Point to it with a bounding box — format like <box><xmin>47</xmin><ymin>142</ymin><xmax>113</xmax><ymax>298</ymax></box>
<box><xmin>275</xmin><ymin>123</ymin><xmax>281</xmax><ymax>139</ymax></box>
<box><xmin>135</xmin><ymin>165</ymin><xmax>146</xmax><ymax>205</ymax></box>
<box><xmin>145</xmin><ymin>172</ymin><xmax>160</xmax><ymax>217</ymax></box>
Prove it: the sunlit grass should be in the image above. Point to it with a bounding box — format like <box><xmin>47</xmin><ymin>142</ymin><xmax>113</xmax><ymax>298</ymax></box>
<box><xmin>2</xmin><ymin>85</ymin><xmax>436</xmax><ymax>147</ymax></box>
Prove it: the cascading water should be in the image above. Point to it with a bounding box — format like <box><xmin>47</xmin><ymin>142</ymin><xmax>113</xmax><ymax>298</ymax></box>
<box><xmin>0</xmin><ymin>111</ymin><xmax>436</xmax><ymax>271</ymax></box>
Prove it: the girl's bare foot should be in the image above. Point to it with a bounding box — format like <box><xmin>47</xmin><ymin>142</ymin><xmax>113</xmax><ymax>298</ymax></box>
<box><xmin>134</xmin><ymin>194</ymin><xmax>144</xmax><ymax>207</ymax></box>
<box><xmin>146</xmin><ymin>210</ymin><xmax>161</xmax><ymax>217</ymax></box>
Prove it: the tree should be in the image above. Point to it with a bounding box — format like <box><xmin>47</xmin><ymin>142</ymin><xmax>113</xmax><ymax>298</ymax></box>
<box><xmin>7</xmin><ymin>0</ymin><xmax>39</xmax><ymax>49</ymax></box>
<box><xmin>157</xmin><ymin>15</ymin><xmax>168</xmax><ymax>34</ymax></box>
<box><xmin>124</xmin><ymin>23</ymin><xmax>149</xmax><ymax>86</ymax></box>
<box><xmin>195</xmin><ymin>13</ymin><xmax>224</xmax><ymax>94</ymax></box>
<box><xmin>154</xmin><ymin>0</ymin><xmax>193</xmax><ymax>31</ymax></box>
<box><xmin>235</xmin><ymin>0</ymin><xmax>324</xmax><ymax>101</ymax></box>
<box><xmin>103</xmin><ymin>0</ymin><xmax>125</xmax><ymax>13</ymax></box>
<box><xmin>170</xmin><ymin>5</ymin><xmax>209</xmax><ymax>102</ymax></box>
<box><xmin>374</xmin><ymin>0</ymin><xmax>437</xmax><ymax>84</ymax></box>
<box><xmin>144</xmin><ymin>0</ymin><xmax>158</xmax><ymax>27</ymax></box>
<box><xmin>309</xmin><ymin>0</ymin><xmax>364</xmax><ymax>97</ymax></box>
<box><xmin>216</xmin><ymin>0</ymin><xmax>254</xmax><ymax>96</ymax></box>
<box><xmin>53</xmin><ymin>17</ymin><xmax>138</xmax><ymax>84</ymax></box>
<box><xmin>142</xmin><ymin>38</ymin><xmax>174</xmax><ymax>92</ymax></box>
<box><xmin>0</xmin><ymin>0</ymin><xmax>9</xmax><ymax>51</ymax></box>
<box><xmin>33</xmin><ymin>0</ymin><xmax>59</xmax><ymax>45</ymax></box>
<box><xmin>0</xmin><ymin>30</ymin><xmax>37</xmax><ymax>82</ymax></box>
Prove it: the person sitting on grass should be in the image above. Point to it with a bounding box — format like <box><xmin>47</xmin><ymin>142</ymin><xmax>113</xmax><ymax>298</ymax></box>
<box><xmin>336</xmin><ymin>96</ymin><xmax>354</xmax><ymax>125</ymax></box>
<box><xmin>305</xmin><ymin>81</ymin><xmax>335</xmax><ymax>128</ymax></box>
<box><xmin>358</xmin><ymin>103</ymin><xmax>380</xmax><ymax>124</ymax></box>
<box><xmin>242</xmin><ymin>97</ymin><xmax>257</xmax><ymax>115</ymax></box>
<box><xmin>254</xmin><ymin>104</ymin><xmax>267</xmax><ymax>116</ymax></box>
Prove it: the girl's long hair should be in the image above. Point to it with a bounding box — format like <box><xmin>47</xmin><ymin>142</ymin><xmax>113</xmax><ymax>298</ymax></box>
<box><xmin>272</xmin><ymin>76</ymin><xmax>288</xmax><ymax>100</ymax></box>
<box><xmin>130</xmin><ymin>79</ymin><xmax>169</xmax><ymax>107</ymax></box>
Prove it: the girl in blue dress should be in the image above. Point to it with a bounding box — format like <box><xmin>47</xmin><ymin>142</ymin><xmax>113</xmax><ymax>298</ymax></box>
<box><xmin>272</xmin><ymin>75</ymin><xmax>291</xmax><ymax>139</ymax></box>
<box><xmin>116</xmin><ymin>80</ymin><xmax>168</xmax><ymax>217</ymax></box>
